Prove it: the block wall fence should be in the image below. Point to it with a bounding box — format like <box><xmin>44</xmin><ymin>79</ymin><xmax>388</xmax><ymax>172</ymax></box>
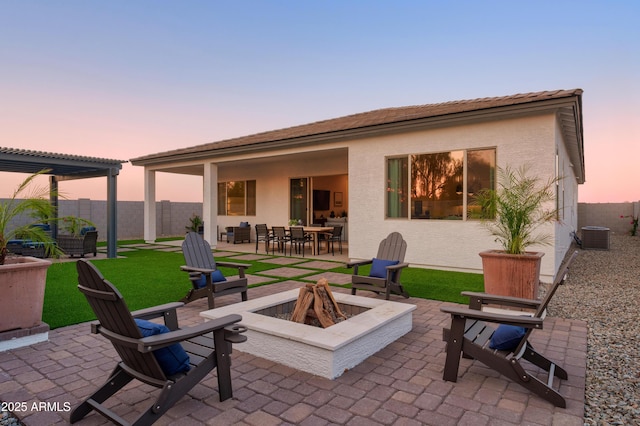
<box><xmin>4</xmin><ymin>199</ymin><xmax>639</xmax><ymax>241</ymax></box>
<box><xmin>4</xmin><ymin>199</ymin><xmax>203</xmax><ymax>240</ymax></box>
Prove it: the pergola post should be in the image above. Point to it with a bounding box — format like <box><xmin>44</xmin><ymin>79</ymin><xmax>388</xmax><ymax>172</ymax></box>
<box><xmin>106</xmin><ymin>167</ymin><xmax>118</xmax><ymax>258</ymax></box>
<box><xmin>49</xmin><ymin>175</ymin><xmax>59</xmax><ymax>240</ymax></box>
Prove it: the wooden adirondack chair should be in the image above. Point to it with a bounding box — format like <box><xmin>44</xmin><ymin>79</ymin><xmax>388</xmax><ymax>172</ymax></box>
<box><xmin>348</xmin><ymin>232</ymin><xmax>409</xmax><ymax>300</ymax></box>
<box><xmin>440</xmin><ymin>251</ymin><xmax>578</xmax><ymax>408</ymax></box>
<box><xmin>180</xmin><ymin>232</ymin><xmax>249</xmax><ymax>309</ymax></box>
<box><xmin>71</xmin><ymin>259</ymin><xmax>247</xmax><ymax>426</ymax></box>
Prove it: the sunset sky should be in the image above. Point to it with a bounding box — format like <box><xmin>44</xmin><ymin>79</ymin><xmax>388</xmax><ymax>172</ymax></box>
<box><xmin>1</xmin><ymin>1</ymin><xmax>638</xmax><ymax>203</ymax></box>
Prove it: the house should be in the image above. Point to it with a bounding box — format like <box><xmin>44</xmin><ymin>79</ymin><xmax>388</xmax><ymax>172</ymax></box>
<box><xmin>130</xmin><ymin>89</ymin><xmax>584</xmax><ymax>280</ymax></box>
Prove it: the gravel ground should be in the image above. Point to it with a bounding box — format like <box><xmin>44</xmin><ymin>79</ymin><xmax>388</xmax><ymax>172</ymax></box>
<box><xmin>0</xmin><ymin>409</ymin><xmax>21</xmax><ymax>426</ymax></box>
<box><xmin>548</xmin><ymin>234</ymin><xmax>640</xmax><ymax>425</ymax></box>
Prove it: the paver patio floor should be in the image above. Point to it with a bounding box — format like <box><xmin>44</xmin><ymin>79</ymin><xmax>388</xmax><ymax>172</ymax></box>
<box><xmin>0</xmin><ymin>279</ymin><xmax>586</xmax><ymax>425</ymax></box>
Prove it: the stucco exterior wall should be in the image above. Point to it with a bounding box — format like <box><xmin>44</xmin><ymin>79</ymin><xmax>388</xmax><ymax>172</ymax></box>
<box><xmin>348</xmin><ymin>113</ymin><xmax>564</xmax><ymax>280</ymax></box>
<box><xmin>554</xmin><ymin>118</ymin><xmax>581</xmax><ymax>272</ymax></box>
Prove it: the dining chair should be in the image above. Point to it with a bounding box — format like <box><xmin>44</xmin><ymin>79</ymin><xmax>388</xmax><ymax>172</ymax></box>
<box><xmin>255</xmin><ymin>224</ymin><xmax>273</xmax><ymax>253</ymax></box>
<box><xmin>271</xmin><ymin>226</ymin><xmax>290</xmax><ymax>255</ymax></box>
<box><xmin>323</xmin><ymin>225</ymin><xmax>343</xmax><ymax>255</ymax></box>
<box><xmin>289</xmin><ymin>226</ymin><xmax>312</xmax><ymax>257</ymax></box>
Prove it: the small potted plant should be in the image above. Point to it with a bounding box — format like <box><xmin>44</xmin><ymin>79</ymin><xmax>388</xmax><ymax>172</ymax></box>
<box><xmin>475</xmin><ymin>164</ymin><xmax>559</xmax><ymax>299</ymax></box>
<box><xmin>185</xmin><ymin>214</ymin><xmax>204</xmax><ymax>234</ymax></box>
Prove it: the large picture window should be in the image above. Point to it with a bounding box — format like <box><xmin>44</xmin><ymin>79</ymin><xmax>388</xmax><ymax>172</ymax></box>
<box><xmin>386</xmin><ymin>148</ymin><xmax>495</xmax><ymax>220</ymax></box>
<box><xmin>217</xmin><ymin>180</ymin><xmax>256</xmax><ymax>216</ymax></box>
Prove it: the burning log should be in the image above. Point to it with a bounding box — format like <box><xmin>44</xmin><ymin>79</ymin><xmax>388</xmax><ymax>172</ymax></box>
<box><xmin>290</xmin><ymin>278</ymin><xmax>347</xmax><ymax>328</ymax></box>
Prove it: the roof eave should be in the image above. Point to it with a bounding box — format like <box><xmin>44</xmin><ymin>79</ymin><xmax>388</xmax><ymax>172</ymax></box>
<box><xmin>132</xmin><ymin>97</ymin><xmax>583</xmax><ymax>168</ymax></box>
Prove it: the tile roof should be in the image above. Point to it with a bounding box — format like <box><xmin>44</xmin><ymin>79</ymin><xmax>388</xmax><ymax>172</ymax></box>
<box><xmin>131</xmin><ymin>88</ymin><xmax>583</xmax><ymax>163</ymax></box>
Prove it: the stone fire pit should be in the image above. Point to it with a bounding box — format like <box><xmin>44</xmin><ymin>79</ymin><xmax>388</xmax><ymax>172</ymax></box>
<box><xmin>200</xmin><ymin>289</ymin><xmax>416</xmax><ymax>379</ymax></box>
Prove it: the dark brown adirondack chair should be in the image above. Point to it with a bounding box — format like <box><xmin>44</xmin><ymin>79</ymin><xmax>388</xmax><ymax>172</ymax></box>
<box><xmin>71</xmin><ymin>259</ymin><xmax>247</xmax><ymax>426</ymax></box>
<box><xmin>348</xmin><ymin>232</ymin><xmax>409</xmax><ymax>300</ymax></box>
<box><xmin>180</xmin><ymin>232</ymin><xmax>249</xmax><ymax>309</ymax></box>
<box><xmin>440</xmin><ymin>251</ymin><xmax>578</xmax><ymax>408</ymax></box>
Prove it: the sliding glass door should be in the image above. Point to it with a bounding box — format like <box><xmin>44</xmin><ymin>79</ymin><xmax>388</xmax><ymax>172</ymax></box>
<box><xmin>290</xmin><ymin>178</ymin><xmax>308</xmax><ymax>225</ymax></box>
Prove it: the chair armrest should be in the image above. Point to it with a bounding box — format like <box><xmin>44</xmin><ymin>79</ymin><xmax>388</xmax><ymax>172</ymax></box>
<box><xmin>387</xmin><ymin>262</ymin><xmax>409</xmax><ymax>271</ymax></box>
<box><xmin>216</xmin><ymin>261</ymin><xmax>251</xmax><ymax>270</ymax></box>
<box><xmin>460</xmin><ymin>291</ymin><xmax>542</xmax><ymax>311</ymax></box>
<box><xmin>181</xmin><ymin>262</ymin><xmax>249</xmax><ymax>279</ymax></box>
<box><xmin>440</xmin><ymin>305</ymin><xmax>544</xmax><ymax>329</ymax></box>
<box><xmin>346</xmin><ymin>259</ymin><xmax>373</xmax><ymax>268</ymax></box>
<box><xmin>131</xmin><ymin>302</ymin><xmax>184</xmax><ymax>330</ymax></box>
<box><xmin>130</xmin><ymin>302</ymin><xmax>184</xmax><ymax>320</ymax></box>
<box><xmin>137</xmin><ymin>314</ymin><xmax>244</xmax><ymax>352</ymax></box>
<box><xmin>180</xmin><ymin>265</ymin><xmax>216</xmax><ymax>274</ymax></box>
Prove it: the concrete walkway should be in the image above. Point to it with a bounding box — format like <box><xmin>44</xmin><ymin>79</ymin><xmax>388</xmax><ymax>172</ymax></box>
<box><xmin>0</xmin><ymin>242</ymin><xmax>586</xmax><ymax>425</ymax></box>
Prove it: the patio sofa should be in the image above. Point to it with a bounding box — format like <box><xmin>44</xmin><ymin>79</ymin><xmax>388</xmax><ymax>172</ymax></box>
<box><xmin>226</xmin><ymin>222</ymin><xmax>251</xmax><ymax>244</ymax></box>
<box><xmin>57</xmin><ymin>227</ymin><xmax>98</xmax><ymax>257</ymax></box>
<box><xmin>6</xmin><ymin>224</ymin><xmax>54</xmax><ymax>258</ymax></box>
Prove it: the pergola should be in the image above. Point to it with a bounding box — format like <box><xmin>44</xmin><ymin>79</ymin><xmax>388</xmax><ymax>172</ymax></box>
<box><xmin>0</xmin><ymin>147</ymin><xmax>126</xmax><ymax>258</ymax></box>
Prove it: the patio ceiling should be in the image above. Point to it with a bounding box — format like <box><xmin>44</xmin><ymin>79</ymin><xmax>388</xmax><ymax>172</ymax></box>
<box><xmin>142</xmin><ymin>147</ymin><xmax>348</xmax><ymax>176</ymax></box>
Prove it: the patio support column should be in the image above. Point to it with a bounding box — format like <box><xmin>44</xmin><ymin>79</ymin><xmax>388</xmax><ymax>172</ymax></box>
<box><xmin>203</xmin><ymin>162</ymin><xmax>218</xmax><ymax>246</ymax></box>
<box><xmin>49</xmin><ymin>175</ymin><xmax>59</xmax><ymax>240</ymax></box>
<box><xmin>106</xmin><ymin>167</ymin><xmax>118</xmax><ymax>258</ymax></box>
<box><xmin>144</xmin><ymin>168</ymin><xmax>157</xmax><ymax>243</ymax></box>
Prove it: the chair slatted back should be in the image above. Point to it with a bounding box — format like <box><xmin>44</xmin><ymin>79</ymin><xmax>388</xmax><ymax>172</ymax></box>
<box><xmin>255</xmin><ymin>224</ymin><xmax>269</xmax><ymax>238</ymax></box>
<box><xmin>511</xmin><ymin>251</ymin><xmax>578</xmax><ymax>355</ymax></box>
<box><xmin>76</xmin><ymin>259</ymin><xmax>166</xmax><ymax>381</ymax></box>
<box><xmin>331</xmin><ymin>226</ymin><xmax>342</xmax><ymax>239</ymax></box>
<box><xmin>182</xmin><ymin>232</ymin><xmax>216</xmax><ymax>270</ymax></box>
<box><xmin>290</xmin><ymin>227</ymin><xmax>305</xmax><ymax>239</ymax></box>
<box><xmin>272</xmin><ymin>226</ymin><xmax>286</xmax><ymax>238</ymax></box>
<box><xmin>376</xmin><ymin>232</ymin><xmax>407</xmax><ymax>262</ymax></box>
<box><xmin>534</xmin><ymin>251</ymin><xmax>578</xmax><ymax>318</ymax></box>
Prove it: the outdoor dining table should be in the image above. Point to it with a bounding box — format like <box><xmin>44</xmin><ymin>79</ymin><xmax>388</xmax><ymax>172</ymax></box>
<box><xmin>277</xmin><ymin>226</ymin><xmax>334</xmax><ymax>255</ymax></box>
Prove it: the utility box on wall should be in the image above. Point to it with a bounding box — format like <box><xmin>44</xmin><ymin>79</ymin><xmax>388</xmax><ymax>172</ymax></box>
<box><xmin>581</xmin><ymin>226</ymin><xmax>610</xmax><ymax>250</ymax></box>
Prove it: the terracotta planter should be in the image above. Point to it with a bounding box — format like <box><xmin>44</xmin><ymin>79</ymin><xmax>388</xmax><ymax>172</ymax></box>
<box><xmin>0</xmin><ymin>256</ymin><xmax>51</xmax><ymax>332</ymax></box>
<box><xmin>479</xmin><ymin>250</ymin><xmax>544</xmax><ymax>300</ymax></box>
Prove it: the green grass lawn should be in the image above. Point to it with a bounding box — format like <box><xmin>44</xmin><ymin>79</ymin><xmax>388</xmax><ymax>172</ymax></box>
<box><xmin>43</xmin><ymin>249</ymin><xmax>484</xmax><ymax>329</ymax></box>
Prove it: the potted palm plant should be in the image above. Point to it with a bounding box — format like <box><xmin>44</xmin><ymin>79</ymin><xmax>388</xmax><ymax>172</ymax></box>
<box><xmin>475</xmin><ymin>165</ymin><xmax>559</xmax><ymax>299</ymax></box>
<box><xmin>0</xmin><ymin>170</ymin><xmax>62</xmax><ymax>332</ymax></box>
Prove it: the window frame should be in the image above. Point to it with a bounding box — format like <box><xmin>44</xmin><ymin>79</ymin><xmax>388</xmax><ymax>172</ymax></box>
<box><xmin>217</xmin><ymin>179</ymin><xmax>257</xmax><ymax>216</ymax></box>
<box><xmin>385</xmin><ymin>147</ymin><xmax>496</xmax><ymax>221</ymax></box>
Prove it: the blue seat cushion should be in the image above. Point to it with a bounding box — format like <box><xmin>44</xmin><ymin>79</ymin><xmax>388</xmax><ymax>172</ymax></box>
<box><xmin>239</xmin><ymin>221</ymin><xmax>250</xmax><ymax>227</ymax></box>
<box><xmin>195</xmin><ymin>270</ymin><xmax>227</xmax><ymax>289</ymax></box>
<box><xmin>8</xmin><ymin>239</ymin><xmax>27</xmax><ymax>245</ymax></box>
<box><xmin>489</xmin><ymin>324</ymin><xmax>527</xmax><ymax>350</ymax></box>
<box><xmin>32</xmin><ymin>224</ymin><xmax>51</xmax><ymax>231</ymax></box>
<box><xmin>134</xmin><ymin>319</ymin><xmax>191</xmax><ymax>376</ymax></box>
<box><xmin>369</xmin><ymin>258</ymin><xmax>400</xmax><ymax>278</ymax></box>
<box><xmin>80</xmin><ymin>226</ymin><xmax>96</xmax><ymax>235</ymax></box>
